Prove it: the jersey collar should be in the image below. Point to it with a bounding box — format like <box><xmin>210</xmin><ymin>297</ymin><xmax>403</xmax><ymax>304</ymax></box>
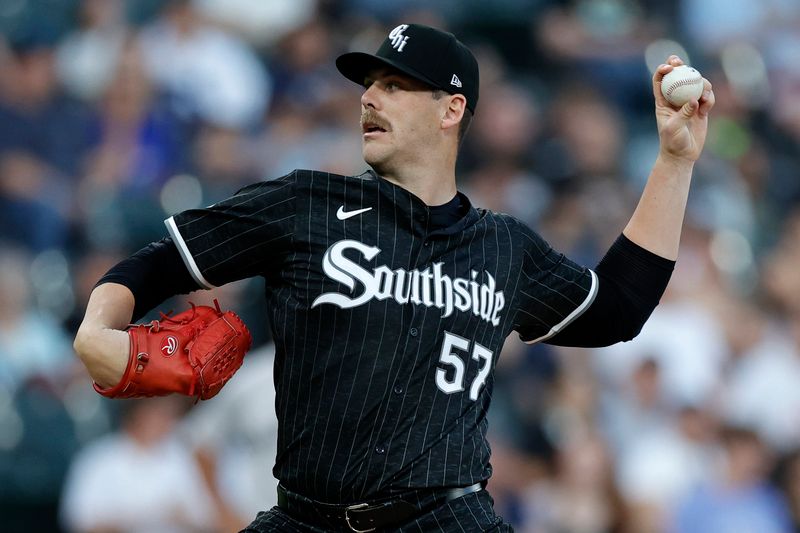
<box><xmin>366</xmin><ymin>170</ymin><xmax>481</xmax><ymax>237</ymax></box>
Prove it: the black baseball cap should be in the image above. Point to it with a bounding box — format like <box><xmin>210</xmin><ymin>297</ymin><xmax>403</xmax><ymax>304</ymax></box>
<box><xmin>336</xmin><ymin>24</ymin><xmax>479</xmax><ymax>113</ymax></box>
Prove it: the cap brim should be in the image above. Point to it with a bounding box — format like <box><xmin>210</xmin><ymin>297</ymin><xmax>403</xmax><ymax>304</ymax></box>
<box><xmin>336</xmin><ymin>52</ymin><xmax>441</xmax><ymax>91</ymax></box>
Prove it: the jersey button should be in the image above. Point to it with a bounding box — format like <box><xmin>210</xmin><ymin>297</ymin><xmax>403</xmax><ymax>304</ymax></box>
<box><xmin>423</xmin><ymin>241</ymin><xmax>430</xmax><ymax>247</ymax></box>
<box><xmin>409</xmin><ymin>327</ymin><xmax>418</xmax><ymax>337</ymax></box>
<box><xmin>375</xmin><ymin>445</ymin><xmax>386</xmax><ymax>454</ymax></box>
<box><xmin>393</xmin><ymin>385</ymin><xmax>403</xmax><ymax>395</ymax></box>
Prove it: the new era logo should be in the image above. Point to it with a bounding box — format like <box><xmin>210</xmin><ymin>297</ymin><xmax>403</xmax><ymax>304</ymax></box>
<box><xmin>450</xmin><ymin>74</ymin><xmax>462</xmax><ymax>88</ymax></box>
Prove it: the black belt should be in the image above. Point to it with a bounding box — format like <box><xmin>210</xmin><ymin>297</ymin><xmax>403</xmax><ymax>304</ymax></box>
<box><xmin>277</xmin><ymin>482</ymin><xmax>483</xmax><ymax>532</ymax></box>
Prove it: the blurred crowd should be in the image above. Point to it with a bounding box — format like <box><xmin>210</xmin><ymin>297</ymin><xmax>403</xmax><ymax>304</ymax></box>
<box><xmin>0</xmin><ymin>0</ymin><xmax>799</xmax><ymax>531</ymax></box>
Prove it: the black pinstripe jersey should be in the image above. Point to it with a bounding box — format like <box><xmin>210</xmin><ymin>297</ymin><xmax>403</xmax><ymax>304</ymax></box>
<box><xmin>166</xmin><ymin>169</ymin><xmax>597</xmax><ymax>503</ymax></box>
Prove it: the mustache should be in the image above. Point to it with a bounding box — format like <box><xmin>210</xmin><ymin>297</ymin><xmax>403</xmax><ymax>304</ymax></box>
<box><xmin>360</xmin><ymin>110</ymin><xmax>391</xmax><ymax>131</ymax></box>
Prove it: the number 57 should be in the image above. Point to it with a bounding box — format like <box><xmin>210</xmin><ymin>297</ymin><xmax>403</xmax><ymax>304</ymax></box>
<box><xmin>436</xmin><ymin>332</ymin><xmax>493</xmax><ymax>401</ymax></box>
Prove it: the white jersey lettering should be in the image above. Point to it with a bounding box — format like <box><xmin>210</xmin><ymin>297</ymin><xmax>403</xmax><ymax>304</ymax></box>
<box><xmin>311</xmin><ymin>239</ymin><xmax>505</xmax><ymax>326</ymax></box>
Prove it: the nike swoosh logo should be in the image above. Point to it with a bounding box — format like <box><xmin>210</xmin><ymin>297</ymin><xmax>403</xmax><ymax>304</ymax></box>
<box><xmin>336</xmin><ymin>206</ymin><xmax>373</xmax><ymax>220</ymax></box>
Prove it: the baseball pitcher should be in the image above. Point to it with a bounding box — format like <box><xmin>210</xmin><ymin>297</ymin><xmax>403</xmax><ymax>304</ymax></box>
<box><xmin>73</xmin><ymin>24</ymin><xmax>714</xmax><ymax>532</ymax></box>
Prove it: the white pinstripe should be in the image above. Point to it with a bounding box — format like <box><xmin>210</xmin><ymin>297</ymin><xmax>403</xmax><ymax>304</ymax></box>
<box><xmin>165</xmin><ymin>216</ymin><xmax>215</xmax><ymax>289</ymax></box>
<box><xmin>523</xmin><ymin>269</ymin><xmax>598</xmax><ymax>344</ymax></box>
<box><xmin>168</xmin><ymin>169</ymin><xmax>594</xmax><ymax>508</ymax></box>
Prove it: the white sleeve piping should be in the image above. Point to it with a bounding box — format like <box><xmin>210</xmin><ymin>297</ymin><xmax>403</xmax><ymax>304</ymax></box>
<box><xmin>524</xmin><ymin>269</ymin><xmax>598</xmax><ymax>344</ymax></box>
<box><xmin>165</xmin><ymin>216</ymin><xmax>216</xmax><ymax>290</ymax></box>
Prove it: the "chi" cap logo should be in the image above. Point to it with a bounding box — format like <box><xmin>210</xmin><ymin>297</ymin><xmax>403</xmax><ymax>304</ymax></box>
<box><xmin>389</xmin><ymin>24</ymin><xmax>409</xmax><ymax>52</ymax></box>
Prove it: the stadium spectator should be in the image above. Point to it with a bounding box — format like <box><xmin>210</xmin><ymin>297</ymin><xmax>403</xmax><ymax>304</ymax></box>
<box><xmin>59</xmin><ymin>396</ymin><xmax>216</xmax><ymax>533</ymax></box>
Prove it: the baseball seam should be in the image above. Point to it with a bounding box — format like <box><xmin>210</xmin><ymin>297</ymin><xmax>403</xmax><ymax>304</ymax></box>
<box><xmin>665</xmin><ymin>76</ymin><xmax>702</xmax><ymax>99</ymax></box>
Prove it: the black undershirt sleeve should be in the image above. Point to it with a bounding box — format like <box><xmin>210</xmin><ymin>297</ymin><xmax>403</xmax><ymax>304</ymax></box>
<box><xmin>547</xmin><ymin>234</ymin><xmax>675</xmax><ymax>347</ymax></box>
<box><xmin>96</xmin><ymin>237</ymin><xmax>201</xmax><ymax>322</ymax></box>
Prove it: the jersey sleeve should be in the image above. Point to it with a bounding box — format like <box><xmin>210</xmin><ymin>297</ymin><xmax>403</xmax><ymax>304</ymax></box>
<box><xmin>165</xmin><ymin>172</ymin><xmax>296</xmax><ymax>288</ymax></box>
<box><xmin>513</xmin><ymin>223</ymin><xmax>598</xmax><ymax>344</ymax></box>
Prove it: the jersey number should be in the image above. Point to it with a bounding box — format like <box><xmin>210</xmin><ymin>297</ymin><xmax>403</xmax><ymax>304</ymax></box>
<box><xmin>435</xmin><ymin>331</ymin><xmax>493</xmax><ymax>401</ymax></box>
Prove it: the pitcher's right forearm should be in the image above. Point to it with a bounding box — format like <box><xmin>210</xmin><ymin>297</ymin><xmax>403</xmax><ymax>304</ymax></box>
<box><xmin>73</xmin><ymin>283</ymin><xmax>136</xmax><ymax>388</ymax></box>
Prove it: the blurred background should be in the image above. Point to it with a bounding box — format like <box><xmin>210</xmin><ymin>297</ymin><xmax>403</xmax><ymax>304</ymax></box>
<box><xmin>0</xmin><ymin>0</ymin><xmax>799</xmax><ymax>531</ymax></box>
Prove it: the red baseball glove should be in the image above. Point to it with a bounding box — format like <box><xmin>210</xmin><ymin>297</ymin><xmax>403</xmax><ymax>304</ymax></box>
<box><xmin>94</xmin><ymin>300</ymin><xmax>252</xmax><ymax>401</ymax></box>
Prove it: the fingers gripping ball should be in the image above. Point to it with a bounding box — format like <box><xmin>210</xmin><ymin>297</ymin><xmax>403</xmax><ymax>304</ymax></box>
<box><xmin>660</xmin><ymin>65</ymin><xmax>704</xmax><ymax>107</ymax></box>
<box><xmin>94</xmin><ymin>301</ymin><xmax>252</xmax><ymax>401</ymax></box>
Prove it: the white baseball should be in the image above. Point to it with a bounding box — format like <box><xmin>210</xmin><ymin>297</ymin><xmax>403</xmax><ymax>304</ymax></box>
<box><xmin>660</xmin><ymin>65</ymin><xmax>704</xmax><ymax>107</ymax></box>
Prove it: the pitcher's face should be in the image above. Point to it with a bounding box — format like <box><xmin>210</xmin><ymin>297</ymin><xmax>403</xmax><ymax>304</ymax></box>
<box><xmin>359</xmin><ymin>68</ymin><xmax>444</xmax><ymax>174</ymax></box>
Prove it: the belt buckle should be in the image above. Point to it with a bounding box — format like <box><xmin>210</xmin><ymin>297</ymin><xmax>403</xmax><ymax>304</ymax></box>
<box><xmin>345</xmin><ymin>502</ymin><xmax>375</xmax><ymax>532</ymax></box>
